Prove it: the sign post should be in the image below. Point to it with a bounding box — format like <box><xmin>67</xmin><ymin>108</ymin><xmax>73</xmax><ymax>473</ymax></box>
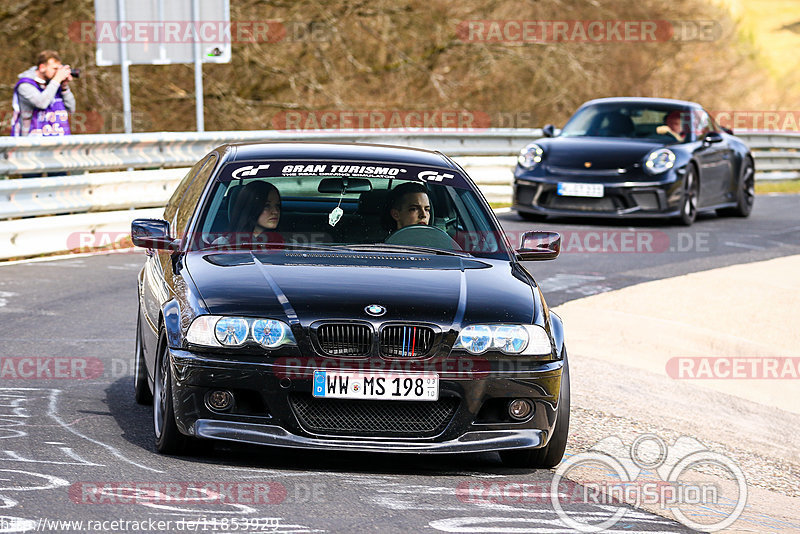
<box><xmin>94</xmin><ymin>0</ymin><xmax>231</xmax><ymax>133</ymax></box>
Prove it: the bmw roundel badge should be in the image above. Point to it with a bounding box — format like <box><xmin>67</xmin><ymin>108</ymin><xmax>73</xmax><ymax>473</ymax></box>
<box><xmin>365</xmin><ymin>304</ymin><xmax>386</xmax><ymax>317</ymax></box>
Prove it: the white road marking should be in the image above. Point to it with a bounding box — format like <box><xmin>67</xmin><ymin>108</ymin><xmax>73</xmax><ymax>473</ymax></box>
<box><xmin>537</xmin><ymin>274</ymin><xmax>607</xmax><ymax>293</ymax></box>
<box><xmin>43</xmin><ymin>389</ymin><xmax>161</xmax><ymax>473</ymax></box>
<box><xmin>724</xmin><ymin>241</ymin><xmax>765</xmax><ymax>250</ymax></box>
<box><xmin>0</xmin><ymin>292</ymin><xmax>16</xmax><ymax>308</ymax></box>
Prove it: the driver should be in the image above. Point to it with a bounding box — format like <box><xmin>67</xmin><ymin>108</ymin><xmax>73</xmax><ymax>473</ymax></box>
<box><xmin>388</xmin><ymin>182</ymin><xmax>430</xmax><ymax>230</ymax></box>
<box><xmin>656</xmin><ymin>110</ymin><xmax>688</xmax><ymax>142</ymax></box>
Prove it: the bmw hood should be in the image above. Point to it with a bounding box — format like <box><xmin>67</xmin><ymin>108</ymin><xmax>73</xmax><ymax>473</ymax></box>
<box><xmin>184</xmin><ymin>251</ymin><xmax>536</xmax><ymax>327</ymax></box>
<box><xmin>539</xmin><ymin>137</ymin><xmax>663</xmax><ymax>170</ymax></box>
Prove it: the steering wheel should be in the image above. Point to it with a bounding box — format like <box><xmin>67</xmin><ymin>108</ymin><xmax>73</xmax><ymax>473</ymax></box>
<box><xmin>385</xmin><ymin>224</ymin><xmax>462</xmax><ymax>251</ymax></box>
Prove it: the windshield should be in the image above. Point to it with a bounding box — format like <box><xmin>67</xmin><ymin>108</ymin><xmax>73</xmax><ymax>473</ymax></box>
<box><xmin>560</xmin><ymin>103</ymin><xmax>695</xmax><ymax>143</ymax></box>
<box><xmin>189</xmin><ymin>159</ymin><xmax>512</xmax><ymax>260</ymax></box>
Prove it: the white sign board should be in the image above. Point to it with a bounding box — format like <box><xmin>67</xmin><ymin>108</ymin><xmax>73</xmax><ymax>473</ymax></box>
<box><xmin>94</xmin><ymin>0</ymin><xmax>231</xmax><ymax>66</ymax></box>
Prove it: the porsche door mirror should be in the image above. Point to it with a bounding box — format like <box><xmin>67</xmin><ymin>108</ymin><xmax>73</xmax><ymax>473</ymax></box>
<box><xmin>542</xmin><ymin>124</ymin><xmax>556</xmax><ymax>138</ymax></box>
<box><xmin>703</xmin><ymin>132</ymin><xmax>724</xmax><ymax>145</ymax></box>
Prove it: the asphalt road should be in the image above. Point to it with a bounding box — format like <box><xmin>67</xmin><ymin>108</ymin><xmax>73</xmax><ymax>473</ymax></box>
<box><xmin>0</xmin><ymin>195</ymin><xmax>798</xmax><ymax>533</ymax></box>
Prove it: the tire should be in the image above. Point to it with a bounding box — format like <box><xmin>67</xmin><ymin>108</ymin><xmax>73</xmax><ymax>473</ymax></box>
<box><xmin>153</xmin><ymin>332</ymin><xmax>188</xmax><ymax>455</ymax></box>
<box><xmin>134</xmin><ymin>310</ymin><xmax>153</xmax><ymax>405</ymax></box>
<box><xmin>501</xmin><ymin>350</ymin><xmax>570</xmax><ymax>469</ymax></box>
<box><xmin>718</xmin><ymin>158</ymin><xmax>755</xmax><ymax>218</ymax></box>
<box><xmin>678</xmin><ymin>165</ymin><xmax>699</xmax><ymax>226</ymax></box>
<box><xmin>518</xmin><ymin>211</ymin><xmax>548</xmax><ymax>222</ymax></box>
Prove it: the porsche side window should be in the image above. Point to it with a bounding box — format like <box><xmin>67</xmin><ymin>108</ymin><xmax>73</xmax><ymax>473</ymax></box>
<box><xmin>695</xmin><ymin>110</ymin><xmax>715</xmax><ymax>138</ymax></box>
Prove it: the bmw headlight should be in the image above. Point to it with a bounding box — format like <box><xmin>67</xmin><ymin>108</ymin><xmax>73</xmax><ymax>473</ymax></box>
<box><xmin>251</xmin><ymin>319</ymin><xmax>292</xmax><ymax>348</ymax></box>
<box><xmin>517</xmin><ymin>143</ymin><xmax>545</xmax><ymax>170</ymax></box>
<box><xmin>453</xmin><ymin>324</ymin><xmax>552</xmax><ymax>356</ymax></box>
<box><xmin>187</xmin><ymin>315</ymin><xmax>296</xmax><ymax>349</ymax></box>
<box><xmin>644</xmin><ymin>148</ymin><xmax>676</xmax><ymax>175</ymax></box>
<box><xmin>215</xmin><ymin>317</ymin><xmax>248</xmax><ymax>346</ymax></box>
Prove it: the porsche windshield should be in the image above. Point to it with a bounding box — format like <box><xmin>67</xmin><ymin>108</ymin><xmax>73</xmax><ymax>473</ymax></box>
<box><xmin>560</xmin><ymin>103</ymin><xmax>696</xmax><ymax>143</ymax></box>
<box><xmin>190</xmin><ymin>160</ymin><xmax>511</xmax><ymax>259</ymax></box>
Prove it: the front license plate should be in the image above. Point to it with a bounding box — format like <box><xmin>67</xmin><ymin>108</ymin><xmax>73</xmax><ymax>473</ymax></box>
<box><xmin>557</xmin><ymin>182</ymin><xmax>604</xmax><ymax>198</ymax></box>
<box><xmin>313</xmin><ymin>371</ymin><xmax>439</xmax><ymax>401</ymax></box>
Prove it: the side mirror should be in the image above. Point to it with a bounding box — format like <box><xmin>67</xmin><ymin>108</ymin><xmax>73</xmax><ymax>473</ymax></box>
<box><xmin>516</xmin><ymin>231</ymin><xmax>560</xmax><ymax>261</ymax></box>
<box><xmin>131</xmin><ymin>219</ymin><xmax>179</xmax><ymax>251</ymax></box>
<box><xmin>703</xmin><ymin>132</ymin><xmax>724</xmax><ymax>145</ymax></box>
<box><xmin>542</xmin><ymin>124</ymin><xmax>556</xmax><ymax>138</ymax></box>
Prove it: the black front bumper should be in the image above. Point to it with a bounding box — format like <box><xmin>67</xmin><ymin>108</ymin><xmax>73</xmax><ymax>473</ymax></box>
<box><xmin>512</xmin><ymin>170</ymin><xmax>685</xmax><ymax>219</ymax></box>
<box><xmin>167</xmin><ymin>348</ymin><xmax>563</xmax><ymax>454</ymax></box>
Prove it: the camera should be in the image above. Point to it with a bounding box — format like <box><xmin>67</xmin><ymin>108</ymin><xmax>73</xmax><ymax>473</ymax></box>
<box><xmin>70</xmin><ymin>68</ymin><xmax>81</xmax><ymax>79</ymax></box>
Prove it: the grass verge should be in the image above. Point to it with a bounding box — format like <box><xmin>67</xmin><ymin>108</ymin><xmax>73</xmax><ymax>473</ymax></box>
<box><xmin>756</xmin><ymin>180</ymin><xmax>800</xmax><ymax>194</ymax></box>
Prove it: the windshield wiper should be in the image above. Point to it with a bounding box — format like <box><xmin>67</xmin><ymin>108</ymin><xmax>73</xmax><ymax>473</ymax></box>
<box><xmin>344</xmin><ymin>243</ymin><xmax>471</xmax><ymax>257</ymax></box>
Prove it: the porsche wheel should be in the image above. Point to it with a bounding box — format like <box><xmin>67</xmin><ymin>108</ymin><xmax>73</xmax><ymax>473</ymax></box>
<box><xmin>153</xmin><ymin>333</ymin><xmax>188</xmax><ymax>454</ymax></box>
<box><xmin>501</xmin><ymin>350</ymin><xmax>570</xmax><ymax>469</ymax></box>
<box><xmin>679</xmin><ymin>165</ymin><xmax>699</xmax><ymax>226</ymax></box>
<box><xmin>718</xmin><ymin>159</ymin><xmax>755</xmax><ymax>218</ymax></box>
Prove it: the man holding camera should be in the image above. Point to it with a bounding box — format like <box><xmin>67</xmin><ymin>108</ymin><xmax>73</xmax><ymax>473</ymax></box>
<box><xmin>10</xmin><ymin>50</ymin><xmax>76</xmax><ymax>136</ymax></box>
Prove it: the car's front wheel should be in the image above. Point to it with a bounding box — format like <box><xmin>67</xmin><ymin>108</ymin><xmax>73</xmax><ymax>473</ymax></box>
<box><xmin>500</xmin><ymin>350</ymin><xmax>570</xmax><ymax>469</ymax></box>
<box><xmin>153</xmin><ymin>332</ymin><xmax>188</xmax><ymax>454</ymax></box>
<box><xmin>678</xmin><ymin>165</ymin><xmax>699</xmax><ymax>226</ymax></box>
<box><xmin>134</xmin><ymin>309</ymin><xmax>153</xmax><ymax>405</ymax></box>
<box><xmin>718</xmin><ymin>158</ymin><xmax>755</xmax><ymax>218</ymax></box>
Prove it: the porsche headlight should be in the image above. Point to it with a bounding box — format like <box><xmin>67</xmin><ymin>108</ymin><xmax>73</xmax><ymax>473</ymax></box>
<box><xmin>517</xmin><ymin>143</ymin><xmax>545</xmax><ymax>170</ymax></box>
<box><xmin>644</xmin><ymin>148</ymin><xmax>676</xmax><ymax>175</ymax></box>
<box><xmin>453</xmin><ymin>324</ymin><xmax>552</xmax><ymax>356</ymax></box>
<box><xmin>187</xmin><ymin>315</ymin><xmax>296</xmax><ymax>348</ymax></box>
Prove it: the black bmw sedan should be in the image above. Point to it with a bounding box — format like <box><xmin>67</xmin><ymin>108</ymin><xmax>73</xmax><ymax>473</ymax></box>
<box><xmin>513</xmin><ymin>97</ymin><xmax>755</xmax><ymax>225</ymax></box>
<box><xmin>132</xmin><ymin>142</ymin><xmax>569</xmax><ymax>468</ymax></box>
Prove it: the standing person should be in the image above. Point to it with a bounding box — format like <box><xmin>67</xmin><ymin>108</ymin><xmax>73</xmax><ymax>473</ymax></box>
<box><xmin>10</xmin><ymin>50</ymin><xmax>76</xmax><ymax>137</ymax></box>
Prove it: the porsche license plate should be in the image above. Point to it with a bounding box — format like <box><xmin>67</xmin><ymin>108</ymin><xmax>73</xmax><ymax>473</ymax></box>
<box><xmin>557</xmin><ymin>182</ymin><xmax>604</xmax><ymax>198</ymax></box>
<box><xmin>313</xmin><ymin>371</ymin><xmax>439</xmax><ymax>401</ymax></box>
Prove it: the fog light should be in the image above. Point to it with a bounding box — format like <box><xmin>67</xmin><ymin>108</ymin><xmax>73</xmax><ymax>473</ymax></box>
<box><xmin>206</xmin><ymin>390</ymin><xmax>234</xmax><ymax>411</ymax></box>
<box><xmin>508</xmin><ymin>399</ymin><xmax>533</xmax><ymax>420</ymax></box>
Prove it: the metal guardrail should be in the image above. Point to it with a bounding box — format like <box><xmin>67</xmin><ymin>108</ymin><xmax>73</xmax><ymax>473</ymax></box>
<box><xmin>1</xmin><ymin>128</ymin><xmax>798</xmax><ymax>260</ymax></box>
<box><xmin>0</xmin><ymin>168</ymin><xmax>188</xmax><ymax>220</ymax></box>
<box><xmin>1</xmin><ymin>128</ymin><xmax>797</xmax><ymax>178</ymax></box>
<box><xmin>0</xmin><ymin>129</ymin><xmax>541</xmax><ymax>176</ymax></box>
